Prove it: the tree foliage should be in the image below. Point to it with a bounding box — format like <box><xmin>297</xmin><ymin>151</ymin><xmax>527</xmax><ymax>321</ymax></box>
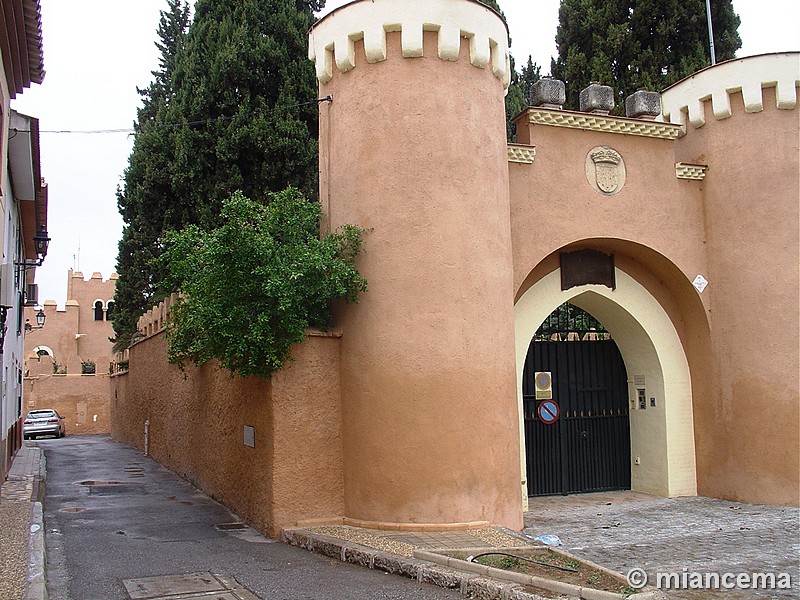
<box><xmin>113</xmin><ymin>0</ymin><xmax>190</xmax><ymax>350</ymax></box>
<box><xmin>477</xmin><ymin>1</ymin><xmax>541</xmax><ymax>141</ymax></box>
<box><xmin>158</xmin><ymin>189</ymin><xmax>366</xmax><ymax>379</ymax></box>
<box><xmin>113</xmin><ymin>0</ymin><xmax>324</xmax><ymax>348</ymax></box>
<box><xmin>551</xmin><ymin>0</ymin><xmax>741</xmax><ymax>110</ymax></box>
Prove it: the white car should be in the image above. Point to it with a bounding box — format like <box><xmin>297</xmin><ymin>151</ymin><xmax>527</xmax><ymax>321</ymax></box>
<box><xmin>23</xmin><ymin>409</ymin><xmax>66</xmax><ymax>439</ymax></box>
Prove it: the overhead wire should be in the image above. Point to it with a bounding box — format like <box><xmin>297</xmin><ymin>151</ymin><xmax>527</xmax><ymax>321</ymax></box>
<box><xmin>10</xmin><ymin>95</ymin><xmax>333</xmax><ymax>136</ymax></box>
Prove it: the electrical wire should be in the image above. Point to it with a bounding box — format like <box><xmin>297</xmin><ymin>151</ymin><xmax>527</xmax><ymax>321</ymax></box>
<box><xmin>10</xmin><ymin>95</ymin><xmax>333</xmax><ymax>136</ymax></box>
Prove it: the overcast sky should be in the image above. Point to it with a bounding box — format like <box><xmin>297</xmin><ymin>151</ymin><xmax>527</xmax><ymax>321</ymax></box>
<box><xmin>11</xmin><ymin>0</ymin><xmax>799</xmax><ymax>308</ymax></box>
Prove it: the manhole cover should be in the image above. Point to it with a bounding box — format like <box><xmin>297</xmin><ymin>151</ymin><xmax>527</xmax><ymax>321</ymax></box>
<box><xmin>123</xmin><ymin>572</ymin><xmax>259</xmax><ymax>600</ymax></box>
<box><xmin>215</xmin><ymin>522</ymin><xmax>247</xmax><ymax>531</ymax></box>
<box><xmin>59</xmin><ymin>507</ymin><xmax>85</xmax><ymax>513</ymax></box>
<box><xmin>77</xmin><ymin>480</ymin><xmax>124</xmax><ymax>486</ymax></box>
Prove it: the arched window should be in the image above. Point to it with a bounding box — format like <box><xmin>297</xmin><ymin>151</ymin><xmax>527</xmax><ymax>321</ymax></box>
<box><xmin>33</xmin><ymin>346</ymin><xmax>54</xmax><ymax>358</ymax></box>
<box><xmin>106</xmin><ymin>301</ymin><xmax>115</xmax><ymax>321</ymax></box>
<box><xmin>94</xmin><ymin>300</ymin><xmax>104</xmax><ymax>321</ymax></box>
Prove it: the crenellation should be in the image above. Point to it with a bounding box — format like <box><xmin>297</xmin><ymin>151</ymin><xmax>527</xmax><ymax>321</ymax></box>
<box><xmin>661</xmin><ymin>52</ymin><xmax>799</xmax><ymax>132</ymax></box>
<box><xmin>309</xmin><ymin>0</ymin><xmax>510</xmax><ymax>89</ymax></box>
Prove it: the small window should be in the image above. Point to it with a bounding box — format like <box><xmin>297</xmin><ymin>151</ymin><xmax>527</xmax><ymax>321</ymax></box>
<box><xmin>106</xmin><ymin>301</ymin><xmax>115</xmax><ymax>321</ymax></box>
<box><xmin>94</xmin><ymin>300</ymin><xmax>104</xmax><ymax>321</ymax></box>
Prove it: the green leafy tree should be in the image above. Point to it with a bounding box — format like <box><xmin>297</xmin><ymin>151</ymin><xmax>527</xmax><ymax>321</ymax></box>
<box><xmin>519</xmin><ymin>56</ymin><xmax>542</xmax><ymax>103</ymax></box>
<box><xmin>158</xmin><ymin>189</ymin><xmax>367</xmax><ymax>379</ymax></box>
<box><xmin>475</xmin><ymin>1</ymin><xmax>539</xmax><ymax>141</ymax></box>
<box><xmin>552</xmin><ymin>0</ymin><xmax>741</xmax><ymax>110</ymax></box>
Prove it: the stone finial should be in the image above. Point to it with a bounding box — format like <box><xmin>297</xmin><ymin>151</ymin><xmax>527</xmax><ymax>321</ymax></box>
<box><xmin>529</xmin><ymin>78</ymin><xmax>566</xmax><ymax>109</ymax></box>
<box><xmin>626</xmin><ymin>90</ymin><xmax>661</xmax><ymax>120</ymax></box>
<box><xmin>580</xmin><ymin>82</ymin><xmax>615</xmax><ymax>114</ymax></box>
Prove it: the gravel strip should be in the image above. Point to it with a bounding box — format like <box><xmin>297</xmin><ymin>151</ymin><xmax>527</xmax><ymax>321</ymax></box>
<box><xmin>470</xmin><ymin>528</ymin><xmax>535</xmax><ymax>548</ymax></box>
<box><xmin>307</xmin><ymin>526</ymin><xmax>416</xmax><ymax>557</ymax></box>
<box><xmin>0</xmin><ymin>500</ymin><xmax>30</xmax><ymax>600</ymax></box>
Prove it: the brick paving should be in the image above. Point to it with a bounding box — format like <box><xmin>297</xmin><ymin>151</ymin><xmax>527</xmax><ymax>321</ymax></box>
<box><xmin>523</xmin><ymin>492</ymin><xmax>799</xmax><ymax>599</ymax></box>
<box><xmin>0</xmin><ymin>443</ymin><xmax>44</xmax><ymax>600</ymax></box>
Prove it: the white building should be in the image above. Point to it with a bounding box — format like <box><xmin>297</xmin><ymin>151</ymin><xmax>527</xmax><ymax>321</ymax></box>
<box><xmin>0</xmin><ymin>0</ymin><xmax>47</xmax><ymax>479</ymax></box>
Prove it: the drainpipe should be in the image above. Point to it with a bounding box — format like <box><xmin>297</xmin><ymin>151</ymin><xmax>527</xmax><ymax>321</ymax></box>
<box><xmin>144</xmin><ymin>420</ymin><xmax>149</xmax><ymax>456</ymax></box>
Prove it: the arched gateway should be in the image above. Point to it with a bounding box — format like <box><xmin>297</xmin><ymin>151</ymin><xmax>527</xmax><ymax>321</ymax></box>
<box><xmin>515</xmin><ymin>263</ymin><xmax>698</xmax><ymax>507</ymax></box>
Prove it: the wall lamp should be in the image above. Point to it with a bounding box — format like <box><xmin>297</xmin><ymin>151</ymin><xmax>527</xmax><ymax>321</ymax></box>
<box><xmin>24</xmin><ymin>309</ymin><xmax>46</xmax><ymax>332</ymax></box>
<box><xmin>16</xmin><ymin>227</ymin><xmax>51</xmax><ymax>269</ymax></box>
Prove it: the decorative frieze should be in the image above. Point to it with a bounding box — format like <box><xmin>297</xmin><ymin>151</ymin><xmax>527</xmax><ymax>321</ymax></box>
<box><xmin>528</xmin><ymin>108</ymin><xmax>681</xmax><ymax>140</ymax></box>
<box><xmin>507</xmin><ymin>144</ymin><xmax>536</xmax><ymax>164</ymax></box>
<box><xmin>675</xmin><ymin>163</ymin><xmax>708</xmax><ymax>180</ymax></box>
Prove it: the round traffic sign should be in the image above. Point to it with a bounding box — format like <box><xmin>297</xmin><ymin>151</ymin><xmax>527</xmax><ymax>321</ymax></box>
<box><xmin>535</xmin><ymin>372</ymin><xmax>552</xmax><ymax>390</ymax></box>
<box><xmin>538</xmin><ymin>400</ymin><xmax>560</xmax><ymax>425</ymax></box>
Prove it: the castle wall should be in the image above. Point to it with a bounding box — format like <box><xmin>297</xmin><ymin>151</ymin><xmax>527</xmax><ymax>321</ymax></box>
<box><xmin>313</xmin><ymin>0</ymin><xmax>522</xmax><ymax>529</ymax></box>
<box><xmin>111</xmin><ymin>304</ymin><xmax>345</xmax><ymax>537</ymax></box>
<box><xmin>25</xmin><ymin>270</ymin><xmax>117</xmax><ymax>374</ymax></box>
<box><xmin>23</xmin><ymin>373</ymin><xmax>111</xmax><ymax>435</ymax></box>
<box><xmin>663</xmin><ymin>58</ymin><xmax>800</xmax><ymax>505</ymax></box>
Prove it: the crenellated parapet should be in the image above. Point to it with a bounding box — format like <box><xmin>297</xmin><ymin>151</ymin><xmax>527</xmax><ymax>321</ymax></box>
<box><xmin>136</xmin><ymin>293</ymin><xmax>181</xmax><ymax>341</ymax></box>
<box><xmin>309</xmin><ymin>0</ymin><xmax>511</xmax><ymax>90</ymax></box>
<box><xmin>661</xmin><ymin>52</ymin><xmax>799</xmax><ymax>133</ymax></box>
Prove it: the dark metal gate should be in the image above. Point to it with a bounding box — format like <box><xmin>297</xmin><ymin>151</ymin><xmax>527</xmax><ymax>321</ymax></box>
<box><xmin>523</xmin><ymin>338</ymin><xmax>630</xmax><ymax>496</ymax></box>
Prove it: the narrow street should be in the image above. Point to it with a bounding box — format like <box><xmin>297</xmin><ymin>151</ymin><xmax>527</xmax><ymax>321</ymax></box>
<box><xmin>39</xmin><ymin>435</ymin><xmax>462</xmax><ymax>600</ymax></box>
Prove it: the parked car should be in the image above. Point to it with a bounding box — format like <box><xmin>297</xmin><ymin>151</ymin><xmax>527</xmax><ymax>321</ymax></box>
<box><xmin>23</xmin><ymin>409</ymin><xmax>66</xmax><ymax>439</ymax></box>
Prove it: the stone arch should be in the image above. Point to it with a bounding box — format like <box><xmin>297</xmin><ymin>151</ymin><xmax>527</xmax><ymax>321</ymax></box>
<box><xmin>515</xmin><ymin>266</ymin><xmax>699</xmax><ymax>506</ymax></box>
<box><xmin>32</xmin><ymin>345</ymin><xmax>54</xmax><ymax>358</ymax></box>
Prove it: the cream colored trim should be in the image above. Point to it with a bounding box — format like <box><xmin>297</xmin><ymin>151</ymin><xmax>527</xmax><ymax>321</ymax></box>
<box><xmin>528</xmin><ymin>108</ymin><xmax>681</xmax><ymax>140</ymax></box>
<box><xmin>507</xmin><ymin>144</ymin><xmax>536</xmax><ymax>164</ymax></box>
<box><xmin>309</xmin><ymin>0</ymin><xmax>510</xmax><ymax>89</ymax></box>
<box><xmin>675</xmin><ymin>163</ymin><xmax>708</xmax><ymax>180</ymax></box>
<box><xmin>661</xmin><ymin>53</ymin><xmax>800</xmax><ymax>131</ymax></box>
<box><xmin>514</xmin><ymin>268</ymin><xmax>698</xmax><ymax>503</ymax></box>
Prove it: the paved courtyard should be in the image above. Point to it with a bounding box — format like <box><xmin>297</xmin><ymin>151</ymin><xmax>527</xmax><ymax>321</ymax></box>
<box><xmin>522</xmin><ymin>491</ymin><xmax>799</xmax><ymax>599</ymax></box>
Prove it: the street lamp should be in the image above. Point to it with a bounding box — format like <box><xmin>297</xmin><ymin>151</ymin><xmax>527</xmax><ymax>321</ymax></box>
<box><xmin>35</xmin><ymin>309</ymin><xmax>46</xmax><ymax>328</ymax></box>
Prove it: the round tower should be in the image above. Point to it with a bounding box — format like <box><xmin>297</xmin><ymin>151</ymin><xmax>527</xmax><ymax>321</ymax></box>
<box><xmin>310</xmin><ymin>0</ymin><xmax>522</xmax><ymax>529</ymax></box>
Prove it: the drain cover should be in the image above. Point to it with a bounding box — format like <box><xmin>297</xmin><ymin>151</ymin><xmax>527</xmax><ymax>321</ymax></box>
<box><xmin>123</xmin><ymin>572</ymin><xmax>259</xmax><ymax>600</ymax></box>
<box><xmin>77</xmin><ymin>480</ymin><xmax>124</xmax><ymax>486</ymax></box>
<box><xmin>59</xmin><ymin>507</ymin><xmax>85</xmax><ymax>513</ymax></box>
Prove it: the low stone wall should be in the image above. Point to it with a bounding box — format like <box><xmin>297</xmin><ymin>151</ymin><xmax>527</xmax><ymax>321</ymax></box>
<box><xmin>110</xmin><ymin>330</ymin><xmax>345</xmax><ymax>537</ymax></box>
<box><xmin>23</xmin><ymin>374</ymin><xmax>111</xmax><ymax>436</ymax></box>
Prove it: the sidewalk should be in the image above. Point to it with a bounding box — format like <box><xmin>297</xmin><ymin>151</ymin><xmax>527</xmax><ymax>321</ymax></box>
<box><xmin>0</xmin><ymin>443</ymin><xmax>46</xmax><ymax>600</ymax></box>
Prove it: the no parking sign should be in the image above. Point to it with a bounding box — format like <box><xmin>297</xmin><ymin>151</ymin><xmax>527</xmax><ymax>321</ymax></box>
<box><xmin>534</xmin><ymin>371</ymin><xmax>552</xmax><ymax>399</ymax></box>
<box><xmin>537</xmin><ymin>399</ymin><xmax>560</xmax><ymax>425</ymax></box>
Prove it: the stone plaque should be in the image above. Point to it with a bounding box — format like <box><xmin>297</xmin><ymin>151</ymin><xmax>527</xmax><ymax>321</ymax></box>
<box><xmin>585</xmin><ymin>146</ymin><xmax>626</xmax><ymax>196</ymax></box>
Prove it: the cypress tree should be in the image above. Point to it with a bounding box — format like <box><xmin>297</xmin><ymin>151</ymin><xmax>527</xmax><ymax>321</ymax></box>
<box><xmin>165</xmin><ymin>0</ymin><xmax>321</xmax><ymax>230</ymax></box>
<box><xmin>477</xmin><ymin>0</ymin><xmax>541</xmax><ymax>141</ymax></box>
<box><xmin>551</xmin><ymin>0</ymin><xmax>741</xmax><ymax>110</ymax></box>
<box><xmin>113</xmin><ymin>0</ymin><xmax>190</xmax><ymax>348</ymax></box>
<box><xmin>113</xmin><ymin>0</ymin><xmax>324</xmax><ymax>347</ymax></box>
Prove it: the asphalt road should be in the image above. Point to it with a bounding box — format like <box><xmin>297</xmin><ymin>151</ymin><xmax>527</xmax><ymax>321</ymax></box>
<box><xmin>40</xmin><ymin>435</ymin><xmax>462</xmax><ymax>600</ymax></box>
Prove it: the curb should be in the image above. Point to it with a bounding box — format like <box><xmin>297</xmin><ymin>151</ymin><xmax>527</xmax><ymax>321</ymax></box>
<box><xmin>25</xmin><ymin>501</ymin><xmax>47</xmax><ymax>600</ymax></box>
<box><xmin>282</xmin><ymin>528</ymin><xmax>558</xmax><ymax>600</ymax></box>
